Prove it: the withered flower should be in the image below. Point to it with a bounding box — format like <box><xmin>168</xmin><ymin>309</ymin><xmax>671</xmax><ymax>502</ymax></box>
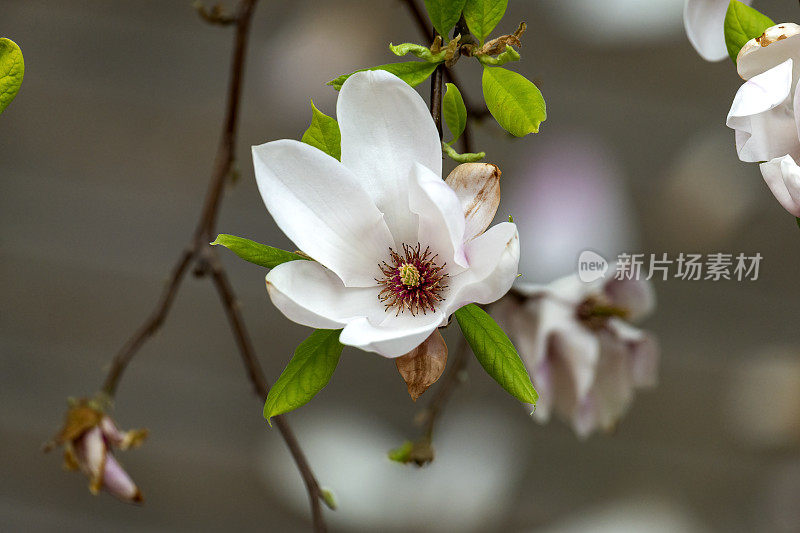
<box><xmin>395</xmin><ymin>329</ymin><xmax>448</xmax><ymax>401</ymax></box>
<box><xmin>44</xmin><ymin>398</ymin><xmax>147</xmax><ymax>503</ymax></box>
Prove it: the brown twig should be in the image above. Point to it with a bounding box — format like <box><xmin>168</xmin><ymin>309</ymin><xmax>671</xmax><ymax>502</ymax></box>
<box><xmin>405</xmin><ymin>3</ymin><xmax>472</xmax><ymax>458</ymax></box>
<box><xmin>430</xmin><ymin>61</ymin><xmax>444</xmax><ymax>139</ymax></box>
<box><xmin>420</xmin><ymin>338</ymin><xmax>469</xmax><ymax>441</ymax></box>
<box><xmin>97</xmin><ymin>1</ymin><xmax>328</xmax><ymax>530</ymax></box>
<box><xmin>206</xmin><ymin>252</ymin><xmax>327</xmax><ymax>529</ymax></box>
<box><xmin>400</xmin><ymin>0</ymin><xmax>489</xmax><ymax>156</ymax></box>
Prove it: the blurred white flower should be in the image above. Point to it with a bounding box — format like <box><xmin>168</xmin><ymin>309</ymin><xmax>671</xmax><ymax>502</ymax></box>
<box><xmin>726</xmin><ymin>24</ymin><xmax>800</xmax><ymax>216</ymax></box>
<box><xmin>493</xmin><ymin>275</ymin><xmax>658</xmax><ymax>437</ymax></box>
<box><xmin>684</xmin><ymin>0</ymin><xmax>752</xmax><ymax>61</ymax></box>
<box><xmin>252</xmin><ymin>71</ymin><xmax>519</xmax><ymax>357</ymax></box>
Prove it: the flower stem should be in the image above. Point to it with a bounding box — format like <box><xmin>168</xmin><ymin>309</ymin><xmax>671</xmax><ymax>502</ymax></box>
<box><xmin>430</xmin><ymin>60</ymin><xmax>444</xmax><ymax>140</ymax></box>
<box><xmin>401</xmin><ymin>0</ymin><xmax>488</xmax><ymax>154</ymax></box>
<box><xmin>95</xmin><ymin>2</ymin><xmax>328</xmax><ymax>530</ymax></box>
<box><xmin>420</xmin><ymin>337</ymin><xmax>469</xmax><ymax>442</ymax></box>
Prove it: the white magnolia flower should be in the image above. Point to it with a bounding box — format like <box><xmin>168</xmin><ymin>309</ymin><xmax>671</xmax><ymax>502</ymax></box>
<box><xmin>684</xmin><ymin>0</ymin><xmax>752</xmax><ymax>62</ymax></box>
<box><xmin>252</xmin><ymin>71</ymin><xmax>519</xmax><ymax>357</ymax></box>
<box><xmin>726</xmin><ymin>23</ymin><xmax>800</xmax><ymax>216</ymax></box>
<box><xmin>493</xmin><ymin>274</ymin><xmax>658</xmax><ymax>437</ymax></box>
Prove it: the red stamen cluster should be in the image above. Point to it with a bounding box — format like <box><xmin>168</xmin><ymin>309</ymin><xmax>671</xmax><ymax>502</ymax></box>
<box><xmin>377</xmin><ymin>243</ymin><xmax>448</xmax><ymax>316</ymax></box>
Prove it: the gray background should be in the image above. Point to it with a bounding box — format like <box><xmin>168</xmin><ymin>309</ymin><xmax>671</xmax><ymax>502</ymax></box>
<box><xmin>3</xmin><ymin>0</ymin><xmax>800</xmax><ymax>531</ymax></box>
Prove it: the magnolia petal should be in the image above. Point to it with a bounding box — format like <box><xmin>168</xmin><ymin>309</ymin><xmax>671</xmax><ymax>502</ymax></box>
<box><xmin>727</xmin><ymin>59</ymin><xmax>798</xmax><ymax>163</ymax></box>
<box><xmin>74</xmin><ymin>426</ymin><xmax>106</xmax><ymax>495</ymax></box>
<box><xmin>408</xmin><ymin>162</ymin><xmax>467</xmax><ymax>270</ymax></box>
<box><xmin>339</xmin><ymin>311</ymin><xmax>445</xmax><ymax>358</ymax></box>
<box><xmin>684</xmin><ymin>0</ymin><xmax>749</xmax><ymax>62</ymax></box>
<box><xmin>547</xmin><ymin>331</ymin><xmax>594</xmax><ymax>432</ymax></box>
<box><xmin>550</xmin><ymin>325</ymin><xmax>601</xmax><ymax>403</ymax></box>
<box><xmin>338</xmin><ymin>70</ymin><xmax>442</xmax><ymax>245</ymax></box>
<box><xmin>445</xmin><ymin>222</ymin><xmax>520</xmax><ymax>312</ymax></box>
<box><xmin>590</xmin><ymin>332</ymin><xmax>635</xmax><ymax>432</ymax></box>
<box><xmin>629</xmin><ymin>331</ymin><xmax>660</xmax><ymax>388</ymax></box>
<box><xmin>603</xmin><ymin>277</ymin><xmax>656</xmax><ymax>322</ymax></box>
<box><xmin>737</xmin><ymin>23</ymin><xmax>800</xmax><ymax>80</ymax></box>
<box><xmin>395</xmin><ymin>329</ymin><xmax>448</xmax><ymax>401</ymax></box>
<box><xmin>99</xmin><ymin>416</ymin><xmax>125</xmax><ymax>447</ymax></box>
<box><xmin>445</xmin><ymin>163</ymin><xmax>502</xmax><ymax>241</ymax></box>
<box><xmin>528</xmin><ymin>356</ymin><xmax>554</xmax><ymax>423</ymax></box>
<box><xmin>760</xmin><ymin>155</ymin><xmax>800</xmax><ymax>217</ymax></box>
<box><xmin>266</xmin><ymin>260</ymin><xmax>385</xmax><ymax>329</ymax></box>
<box><xmin>252</xmin><ymin>139</ymin><xmax>394</xmax><ymax>287</ymax></box>
<box><xmin>102</xmin><ymin>453</ymin><xmax>143</xmax><ymax>503</ymax></box>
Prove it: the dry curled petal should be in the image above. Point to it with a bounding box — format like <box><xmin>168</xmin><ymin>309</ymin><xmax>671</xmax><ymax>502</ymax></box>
<box><xmin>445</xmin><ymin>162</ymin><xmax>501</xmax><ymax>241</ymax></box>
<box><xmin>395</xmin><ymin>330</ymin><xmax>448</xmax><ymax>401</ymax></box>
<box><xmin>479</xmin><ymin>22</ymin><xmax>526</xmax><ymax>56</ymax></box>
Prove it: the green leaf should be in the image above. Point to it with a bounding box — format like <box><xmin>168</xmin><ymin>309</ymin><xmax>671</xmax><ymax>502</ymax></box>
<box><xmin>263</xmin><ymin>329</ymin><xmax>344</xmax><ymax>425</ymax></box>
<box><xmin>211</xmin><ymin>234</ymin><xmax>308</xmax><ymax>268</ymax></box>
<box><xmin>387</xmin><ymin>440</ymin><xmax>414</xmax><ymax>463</ymax></box>
<box><xmin>320</xmin><ymin>487</ymin><xmax>338</xmax><ymax>510</ymax></box>
<box><xmin>476</xmin><ymin>45</ymin><xmax>520</xmax><ymax>66</ymax></box>
<box><xmin>796</xmin><ymin>216</ymin><xmax>800</xmax><ymax>229</ymax></box>
<box><xmin>327</xmin><ymin>61</ymin><xmax>440</xmax><ymax>91</ymax></box>
<box><xmin>442</xmin><ymin>141</ymin><xmax>485</xmax><ymax>163</ymax></box>
<box><xmin>724</xmin><ymin>0</ymin><xmax>774</xmax><ymax>63</ymax></box>
<box><xmin>424</xmin><ymin>0</ymin><xmax>467</xmax><ymax>41</ymax></box>
<box><xmin>301</xmin><ymin>100</ymin><xmax>341</xmax><ymax>161</ymax></box>
<box><xmin>463</xmin><ymin>0</ymin><xmax>508</xmax><ymax>44</ymax></box>
<box><xmin>0</xmin><ymin>38</ymin><xmax>24</xmax><ymax>114</ymax></box>
<box><xmin>389</xmin><ymin>42</ymin><xmax>446</xmax><ymax>63</ymax></box>
<box><xmin>482</xmin><ymin>66</ymin><xmax>546</xmax><ymax>137</ymax></box>
<box><xmin>454</xmin><ymin>304</ymin><xmax>538</xmax><ymax>405</ymax></box>
<box><xmin>443</xmin><ymin>83</ymin><xmax>467</xmax><ymax>144</ymax></box>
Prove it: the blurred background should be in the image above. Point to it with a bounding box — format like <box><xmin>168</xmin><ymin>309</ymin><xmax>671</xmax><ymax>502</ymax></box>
<box><xmin>3</xmin><ymin>0</ymin><xmax>800</xmax><ymax>531</ymax></box>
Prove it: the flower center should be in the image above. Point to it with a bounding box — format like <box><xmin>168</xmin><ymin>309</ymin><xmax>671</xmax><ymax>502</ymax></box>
<box><xmin>399</xmin><ymin>263</ymin><xmax>420</xmax><ymax>287</ymax></box>
<box><xmin>576</xmin><ymin>296</ymin><xmax>629</xmax><ymax>330</ymax></box>
<box><xmin>377</xmin><ymin>244</ymin><xmax>448</xmax><ymax>316</ymax></box>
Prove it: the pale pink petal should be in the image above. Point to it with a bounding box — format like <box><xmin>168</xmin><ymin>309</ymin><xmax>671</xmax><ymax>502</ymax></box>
<box><xmin>630</xmin><ymin>332</ymin><xmax>660</xmax><ymax>388</ymax></box>
<box><xmin>102</xmin><ymin>453</ymin><xmax>142</xmax><ymax>503</ymax></box>
<box><xmin>603</xmin><ymin>278</ymin><xmax>656</xmax><ymax>322</ymax></box>
<box><xmin>550</xmin><ymin>325</ymin><xmax>601</xmax><ymax>403</ymax></box>
<box><xmin>590</xmin><ymin>332</ymin><xmax>636</xmax><ymax>432</ymax></box>
<box><xmin>74</xmin><ymin>427</ymin><xmax>105</xmax><ymax>483</ymax></box>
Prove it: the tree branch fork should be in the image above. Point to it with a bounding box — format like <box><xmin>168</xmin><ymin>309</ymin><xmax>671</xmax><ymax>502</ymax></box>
<box><xmin>96</xmin><ymin>1</ymin><xmax>328</xmax><ymax>531</ymax></box>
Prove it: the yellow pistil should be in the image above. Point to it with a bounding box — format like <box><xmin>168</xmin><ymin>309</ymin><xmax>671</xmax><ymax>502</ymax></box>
<box><xmin>399</xmin><ymin>263</ymin><xmax>421</xmax><ymax>287</ymax></box>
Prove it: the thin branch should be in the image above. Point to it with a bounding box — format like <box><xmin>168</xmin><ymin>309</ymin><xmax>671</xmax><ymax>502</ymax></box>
<box><xmin>420</xmin><ymin>338</ymin><xmax>469</xmax><ymax>441</ymax></box>
<box><xmin>430</xmin><ymin>61</ymin><xmax>444</xmax><ymax>139</ymax></box>
<box><xmin>95</xmin><ymin>1</ymin><xmax>328</xmax><ymax>530</ymax></box>
<box><xmin>102</xmin><ymin>248</ymin><xmax>194</xmax><ymax>396</ymax></box>
<box><xmin>206</xmin><ymin>252</ymin><xmax>327</xmax><ymax>531</ymax></box>
<box><xmin>406</xmin><ymin>1</ymin><xmax>472</xmax><ymax>456</ymax></box>
<box><xmin>193</xmin><ymin>0</ymin><xmax>257</xmax><ymax>244</ymax></box>
<box><xmin>400</xmin><ymin>0</ymin><xmax>489</xmax><ymax>156</ymax></box>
